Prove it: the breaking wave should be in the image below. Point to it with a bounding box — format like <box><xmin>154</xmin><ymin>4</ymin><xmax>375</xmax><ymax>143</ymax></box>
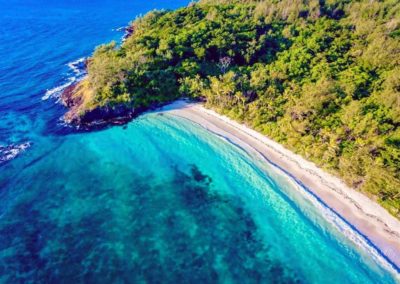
<box><xmin>42</xmin><ymin>57</ymin><xmax>87</xmax><ymax>101</ymax></box>
<box><xmin>0</xmin><ymin>142</ymin><xmax>31</xmax><ymax>165</ymax></box>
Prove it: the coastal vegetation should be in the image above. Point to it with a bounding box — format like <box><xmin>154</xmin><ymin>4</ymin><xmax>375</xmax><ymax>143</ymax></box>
<box><xmin>63</xmin><ymin>0</ymin><xmax>400</xmax><ymax>216</ymax></box>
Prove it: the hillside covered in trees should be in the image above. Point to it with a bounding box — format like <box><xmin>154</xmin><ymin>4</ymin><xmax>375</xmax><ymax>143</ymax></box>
<box><xmin>63</xmin><ymin>0</ymin><xmax>400</xmax><ymax>216</ymax></box>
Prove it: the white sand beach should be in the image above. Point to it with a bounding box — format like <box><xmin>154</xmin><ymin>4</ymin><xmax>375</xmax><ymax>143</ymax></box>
<box><xmin>159</xmin><ymin>100</ymin><xmax>400</xmax><ymax>269</ymax></box>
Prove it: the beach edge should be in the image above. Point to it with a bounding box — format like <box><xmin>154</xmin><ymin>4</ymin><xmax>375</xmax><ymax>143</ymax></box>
<box><xmin>158</xmin><ymin>100</ymin><xmax>400</xmax><ymax>271</ymax></box>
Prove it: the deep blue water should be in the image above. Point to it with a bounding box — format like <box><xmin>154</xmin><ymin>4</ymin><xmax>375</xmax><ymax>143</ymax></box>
<box><xmin>0</xmin><ymin>1</ymin><xmax>399</xmax><ymax>283</ymax></box>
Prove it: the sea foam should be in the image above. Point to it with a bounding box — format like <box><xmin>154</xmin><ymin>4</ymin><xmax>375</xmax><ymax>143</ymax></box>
<box><xmin>0</xmin><ymin>142</ymin><xmax>31</xmax><ymax>164</ymax></box>
<box><xmin>42</xmin><ymin>57</ymin><xmax>87</xmax><ymax>101</ymax></box>
<box><xmin>263</xmin><ymin>156</ymin><xmax>400</xmax><ymax>279</ymax></box>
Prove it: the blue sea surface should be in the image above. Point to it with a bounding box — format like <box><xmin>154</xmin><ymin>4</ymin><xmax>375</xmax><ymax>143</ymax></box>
<box><xmin>0</xmin><ymin>0</ymin><xmax>399</xmax><ymax>283</ymax></box>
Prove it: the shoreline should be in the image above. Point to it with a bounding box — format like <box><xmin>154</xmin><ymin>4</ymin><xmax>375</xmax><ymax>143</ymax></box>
<box><xmin>158</xmin><ymin>100</ymin><xmax>400</xmax><ymax>272</ymax></box>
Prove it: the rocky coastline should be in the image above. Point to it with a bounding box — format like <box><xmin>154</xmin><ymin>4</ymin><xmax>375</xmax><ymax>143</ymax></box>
<box><xmin>60</xmin><ymin>83</ymin><xmax>201</xmax><ymax>130</ymax></box>
<box><xmin>60</xmin><ymin>84</ymin><xmax>136</xmax><ymax>129</ymax></box>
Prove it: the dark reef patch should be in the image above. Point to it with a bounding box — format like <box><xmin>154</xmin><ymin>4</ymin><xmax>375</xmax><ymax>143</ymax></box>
<box><xmin>0</xmin><ymin>163</ymin><xmax>301</xmax><ymax>283</ymax></box>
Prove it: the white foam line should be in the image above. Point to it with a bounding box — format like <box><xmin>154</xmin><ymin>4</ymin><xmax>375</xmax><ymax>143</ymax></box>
<box><xmin>157</xmin><ymin>100</ymin><xmax>400</xmax><ymax>278</ymax></box>
<box><xmin>284</xmin><ymin>173</ymin><xmax>400</xmax><ymax>279</ymax></box>
<box><xmin>67</xmin><ymin>57</ymin><xmax>86</xmax><ymax>75</ymax></box>
<box><xmin>0</xmin><ymin>142</ymin><xmax>31</xmax><ymax>164</ymax></box>
<box><xmin>42</xmin><ymin>79</ymin><xmax>74</xmax><ymax>100</ymax></box>
<box><xmin>42</xmin><ymin>57</ymin><xmax>87</xmax><ymax>101</ymax></box>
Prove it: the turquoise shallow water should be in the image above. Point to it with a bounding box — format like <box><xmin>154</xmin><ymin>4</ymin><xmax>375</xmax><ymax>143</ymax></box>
<box><xmin>0</xmin><ymin>0</ymin><xmax>399</xmax><ymax>283</ymax></box>
<box><xmin>0</xmin><ymin>112</ymin><xmax>398</xmax><ymax>283</ymax></box>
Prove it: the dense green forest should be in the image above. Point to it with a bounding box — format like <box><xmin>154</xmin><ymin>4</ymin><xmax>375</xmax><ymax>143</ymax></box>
<box><xmin>65</xmin><ymin>0</ymin><xmax>400</xmax><ymax>216</ymax></box>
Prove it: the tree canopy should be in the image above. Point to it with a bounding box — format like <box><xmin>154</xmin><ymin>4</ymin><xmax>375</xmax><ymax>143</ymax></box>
<box><xmin>74</xmin><ymin>0</ymin><xmax>400</xmax><ymax>217</ymax></box>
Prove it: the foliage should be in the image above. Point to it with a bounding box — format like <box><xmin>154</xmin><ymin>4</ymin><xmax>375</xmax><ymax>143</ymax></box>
<box><xmin>81</xmin><ymin>0</ymin><xmax>400</xmax><ymax>216</ymax></box>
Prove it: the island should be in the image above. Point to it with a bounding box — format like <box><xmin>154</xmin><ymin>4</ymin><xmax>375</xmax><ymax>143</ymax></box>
<box><xmin>62</xmin><ymin>0</ymin><xmax>400</xmax><ymax>222</ymax></box>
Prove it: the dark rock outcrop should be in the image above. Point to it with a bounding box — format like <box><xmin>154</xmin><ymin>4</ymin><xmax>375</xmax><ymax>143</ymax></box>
<box><xmin>60</xmin><ymin>84</ymin><xmax>79</xmax><ymax>108</ymax></box>
<box><xmin>60</xmin><ymin>84</ymin><xmax>136</xmax><ymax>129</ymax></box>
<box><xmin>122</xmin><ymin>24</ymin><xmax>135</xmax><ymax>42</ymax></box>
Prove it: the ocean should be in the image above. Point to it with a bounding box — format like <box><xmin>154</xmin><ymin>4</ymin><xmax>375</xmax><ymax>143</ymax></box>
<box><xmin>0</xmin><ymin>0</ymin><xmax>398</xmax><ymax>283</ymax></box>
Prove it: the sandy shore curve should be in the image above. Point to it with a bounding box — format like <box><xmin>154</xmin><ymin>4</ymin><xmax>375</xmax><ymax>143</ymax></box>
<box><xmin>157</xmin><ymin>100</ymin><xmax>400</xmax><ymax>272</ymax></box>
